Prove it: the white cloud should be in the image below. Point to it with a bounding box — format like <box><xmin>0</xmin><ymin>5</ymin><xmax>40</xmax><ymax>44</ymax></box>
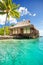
<box><xmin>22</xmin><ymin>19</ymin><xmax>26</xmax><ymax>21</ymax></box>
<box><xmin>9</xmin><ymin>16</ymin><xmax>17</xmax><ymax>24</ymax></box>
<box><xmin>0</xmin><ymin>14</ymin><xmax>6</xmax><ymax>25</ymax></box>
<box><xmin>18</xmin><ymin>7</ymin><xmax>32</xmax><ymax>16</ymax></box>
<box><xmin>39</xmin><ymin>30</ymin><xmax>43</xmax><ymax>36</ymax></box>
<box><xmin>18</xmin><ymin>7</ymin><xmax>36</xmax><ymax>17</ymax></box>
<box><xmin>0</xmin><ymin>6</ymin><xmax>36</xmax><ymax>25</ymax></box>
<box><xmin>18</xmin><ymin>7</ymin><xmax>29</xmax><ymax>16</ymax></box>
<box><xmin>33</xmin><ymin>13</ymin><xmax>36</xmax><ymax>16</ymax></box>
<box><xmin>0</xmin><ymin>14</ymin><xmax>17</xmax><ymax>25</ymax></box>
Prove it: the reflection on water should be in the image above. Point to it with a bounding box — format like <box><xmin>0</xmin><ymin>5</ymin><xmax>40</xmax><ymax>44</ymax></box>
<box><xmin>0</xmin><ymin>37</ymin><xmax>43</xmax><ymax>65</ymax></box>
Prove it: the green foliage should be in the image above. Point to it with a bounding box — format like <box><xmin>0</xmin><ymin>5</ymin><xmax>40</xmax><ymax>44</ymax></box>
<box><xmin>0</xmin><ymin>28</ymin><xmax>4</xmax><ymax>35</ymax></box>
<box><xmin>0</xmin><ymin>12</ymin><xmax>6</xmax><ymax>14</ymax></box>
<box><xmin>0</xmin><ymin>0</ymin><xmax>20</xmax><ymax>35</ymax></box>
<box><xmin>5</xmin><ymin>26</ymin><xmax>10</xmax><ymax>35</ymax></box>
<box><xmin>0</xmin><ymin>0</ymin><xmax>20</xmax><ymax>18</ymax></box>
<box><xmin>0</xmin><ymin>26</ymin><xmax>10</xmax><ymax>35</ymax></box>
<box><xmin>11</xmin><ymin>24</ymin><xmax>15</xmax><ymax>26</ymax></box>
<box><xmin>0</xmin><ymin>1</ymin><xmax>6</xmax><ymax>10</ymax></box>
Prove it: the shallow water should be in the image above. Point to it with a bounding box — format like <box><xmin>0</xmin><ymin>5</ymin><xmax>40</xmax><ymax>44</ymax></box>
<box><xmin>0</xmin><ymin>37</ymin><xmax>43</xmax><ymax>65</ymax></box>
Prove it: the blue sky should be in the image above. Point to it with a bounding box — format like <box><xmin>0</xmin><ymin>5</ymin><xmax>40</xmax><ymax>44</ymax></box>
<box><xmin>13</xmin><ymin>0</ymin><xmax>43</xmax><ymax>31</ymax></box>
<box><xmin>0</xmin><ymin>0</ymin><xmax>43</xmax><ymax>35</ymax></box>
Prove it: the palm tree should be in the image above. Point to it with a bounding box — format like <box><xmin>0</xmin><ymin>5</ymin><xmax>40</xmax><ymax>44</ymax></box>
<box><xmin>0</xmin><ymin>0</ymin><xmax>20</xmax><ymax>35</ymax></box>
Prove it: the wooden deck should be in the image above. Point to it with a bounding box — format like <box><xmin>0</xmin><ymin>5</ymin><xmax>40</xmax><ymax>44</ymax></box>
<box><xmin>12</xmin><ymin>33</ymin><xmax>39</xmax><ymax>39</ymax></box>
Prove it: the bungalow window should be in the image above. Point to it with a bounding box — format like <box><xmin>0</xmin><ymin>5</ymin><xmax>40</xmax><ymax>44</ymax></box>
<box><xmin>10</xmin><ymin>29</ymin><xmax>13</xmax><ymax>35</ymax></box>
<box><xmin>26</xmin><ymin>27</ymin><xmax>30</xmax><ymax>33</ymax></box>
<box><xmin>13</xmin><ymin>29</ymin><xmax>17</xmax><ymax>34</ymax></box>
<box><xmin>23</xmin><ymin>28</ymin><xmax>27</xmax><ymax>34</ymax></box>
<box><xmin>17</xmin><ymin>28</ymin><xmax>21</xmax><ymax>34</ymax></box>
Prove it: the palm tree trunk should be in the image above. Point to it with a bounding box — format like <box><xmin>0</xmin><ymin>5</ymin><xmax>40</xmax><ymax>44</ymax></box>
<box><xmin>4</xmin><ymin>14</ymin><xmax>8</xmax><ymax>35</ymax></box>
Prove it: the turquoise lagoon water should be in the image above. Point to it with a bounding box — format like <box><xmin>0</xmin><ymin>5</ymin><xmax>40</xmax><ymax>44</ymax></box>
<box><xmin>0</xmin><ymin>37</ymin><xmax>43</xmax><ymax>65</ymax></box>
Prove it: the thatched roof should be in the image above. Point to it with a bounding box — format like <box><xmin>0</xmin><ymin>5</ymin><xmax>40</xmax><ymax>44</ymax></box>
<box><xmin>10</xmin><ymin>20</ymin><xmax>31</xmax><ymax>29</ymax></box>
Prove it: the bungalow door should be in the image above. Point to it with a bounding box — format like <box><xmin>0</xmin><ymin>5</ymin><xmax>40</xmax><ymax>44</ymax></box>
<box><xmin>20</xmin><ymin>28</ymin><xmax>23</xmax><ymax>34</ymax></box>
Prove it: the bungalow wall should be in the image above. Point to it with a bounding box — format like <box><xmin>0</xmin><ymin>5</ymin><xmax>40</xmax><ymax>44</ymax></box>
<box><xmin>13</xmin><ymin>28</ymin><xmax>17</xmax><ymax>34</ymax></box>
<box><xmin>23</xmin><ymin>27</ymin><xmax>30</xmax><ymax>34</ymax></box>
<box><xmin>10</xmin><ymin>26</ymin><xmax>30</xmax><ymax>35</ymax></box>
<box><xmin>10</xmin><ymin>29</ymin><xmax>13</xmax><ymax>35</ymax></box>
<box><xmin>13</xmin><ymin>28</ymin><xmax>21</xmax><ymax>34</ymax></box>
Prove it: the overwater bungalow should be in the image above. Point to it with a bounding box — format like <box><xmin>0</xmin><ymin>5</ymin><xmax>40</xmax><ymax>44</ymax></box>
<box><xmin>9</xmin><ymin>20</ymin><xmax>39</xmax><ymax>39</ymax></box>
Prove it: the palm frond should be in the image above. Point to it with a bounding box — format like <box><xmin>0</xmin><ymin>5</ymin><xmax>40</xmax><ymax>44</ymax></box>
<box><xmin>7</xmin><ymin>0</ymin><xmax>12</xmax><ymax>9</ymax></box>
<box><xmin>2</xmin><ymin>0</ymin><xmax>12</xmax><ymax>6</ymax></box>
<box><xmin>0</xmin><ymin>0</ymin><xmax>20</xmax><ymax>18</ymax></box>
<box><xmin>2</xmin><ymin>0</ymin><xmax>7</xmax><ymax>8</ymax></box>
<box><xmin>2</xmin><ymin>0</ymin><xmax>8</xmax><ymax>6</ymax></box>
<box><xmin>0</xmin><ymin>12</ymin><xmax>6</xmax><ymax>14</ymax></box>
<box><xmin>8</xmin><ymin>0</ymin><xmax>12</xmax><ymax>5</ymax></box>
<box><xmin>12</xmin><ymin>4</ymin><xmax>20</xmax><ymax>10</ymax></box>
<box><xmin>10</xmin><ymin>10</ymin><xmax>20</xmax><ymax>18</ymax></box>
<box><xmin>0</xmin><ymin>1</ymin><xmax>6</xmax><ymax>10</ymax></box>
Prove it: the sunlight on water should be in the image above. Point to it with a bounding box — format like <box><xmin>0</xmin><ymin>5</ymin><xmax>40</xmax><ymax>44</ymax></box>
<box><xmin>0</xmin><ymin>37</ymin><xmax>43</xmax><ymax>65</ymax></box>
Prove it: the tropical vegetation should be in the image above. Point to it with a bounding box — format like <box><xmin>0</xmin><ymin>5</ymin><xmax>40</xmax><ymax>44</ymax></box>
<box><xmin>0</xmin><ymin>26</ymin><xmax>10</xmax><ymax>35</ymax></box>
<box><xmin>0</xmin><ymin>0</ymin><xmax>20</xmax><ymax>35</ymax></box>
